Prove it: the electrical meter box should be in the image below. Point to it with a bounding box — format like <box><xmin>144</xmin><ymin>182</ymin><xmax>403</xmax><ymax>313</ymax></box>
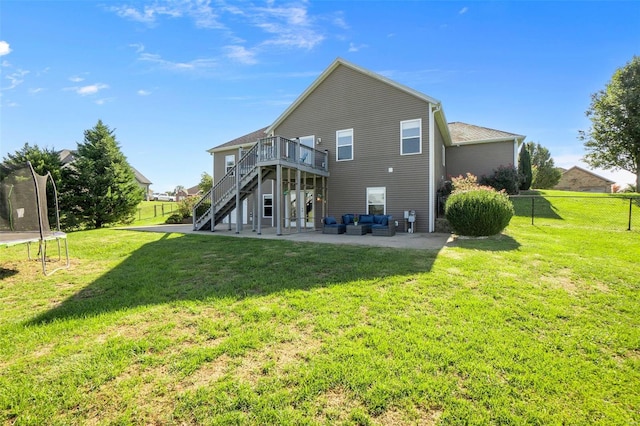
<box><xmin>407</xmin><ymin>210</ymin><xmax>416</xmax><ymax>223</ymax></box>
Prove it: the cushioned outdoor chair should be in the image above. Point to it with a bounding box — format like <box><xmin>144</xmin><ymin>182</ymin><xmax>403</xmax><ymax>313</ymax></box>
<box><xmin>371</xmin><ymin>215</ymin><xmax>396</xmax><ymax>236</ymax></box>
<box><xmin>322</xmin><ymin>216</ymin><xmax>345</xmax><ymax>234</ymax></box>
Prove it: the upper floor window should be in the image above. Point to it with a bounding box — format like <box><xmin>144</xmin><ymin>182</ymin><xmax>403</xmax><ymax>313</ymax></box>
<box><xmin>401</xmin><ymin>119</ymin><xmax>421</xmax><ymax>155</ymax></box>
<box><xmin>225</xmin><ymin>154</ymin><xmax>235</xmax><ymax>175</ymax></box>
<box><xmin>336</xmin><ymin>129</ymin><xmax>354</xmax><ymax>161</ymax></box>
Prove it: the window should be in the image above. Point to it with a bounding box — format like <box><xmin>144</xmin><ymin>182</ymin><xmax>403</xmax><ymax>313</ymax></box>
<box><xmin>263</xmin><ymin>194</ymin><xmax>273</xmax><ymax>218</ymax></box>
<box><xmin>336</xmin><ymin>129</ymin><xmax>353</xmax><ymax>161</ymax></box>
<box><xmin>225</xmin><ymin>154</ymin><xmax>235</xmax><ymax>175</ymax></box>
<box><xmin>401</xmin><ymin>119</ymin><xmax>421</xmax><ymax>155</ymax></box>
<box><xmin>366</xmin><ymin>187</ymin><xmax>386</xmax><ymax>215</ymax></box>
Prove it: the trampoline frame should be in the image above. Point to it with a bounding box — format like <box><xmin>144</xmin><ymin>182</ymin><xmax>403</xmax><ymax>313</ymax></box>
<box><xmin>1</xmin><ymin>162</ymin><xmax>70</xmax><ymax>275</ymax></box>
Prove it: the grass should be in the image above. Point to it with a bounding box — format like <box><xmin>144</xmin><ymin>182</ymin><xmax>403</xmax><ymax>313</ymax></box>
<box><xmin>1</xmin><ymin>193</ymin><xmax>639</xmax><ymax>425</ymax></box>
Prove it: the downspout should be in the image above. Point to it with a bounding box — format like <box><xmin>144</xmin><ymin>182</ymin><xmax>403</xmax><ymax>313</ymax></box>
<box><xmin>513</xmin><ymin>137</ymin><xmax>519</xmax><ymax>167</ymax></box>
<box><xmin>428</xmin><ymin>103</ymin><xmax>441</xmax><ymax>233</ymax></box>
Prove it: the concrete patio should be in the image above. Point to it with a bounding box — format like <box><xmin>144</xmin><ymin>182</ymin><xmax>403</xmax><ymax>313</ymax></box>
<box><xmin>123</xmin><ymin>223</ymin><xmax>453</xmax><ymax>251</ymax></box>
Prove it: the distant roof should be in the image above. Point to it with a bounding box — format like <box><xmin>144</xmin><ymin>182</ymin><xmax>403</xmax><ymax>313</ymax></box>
<box><xmin>448</xmin><ymin>122</ymin><xmax>525</xmax><ymax>145</ymax></box>
<box><xmin>58</xmin><ymin>149</ymin><xmax>151</xmax><ymax>185</ymax></box>
<box><xmin>563</xmin><ymin>166</ymin><xmax>615</xmax><ymax>184</ymax></box>
<box><xmin>208</xmin><ymin>127</ymin><xmax>269</xmax><ymax>153</ymax></box>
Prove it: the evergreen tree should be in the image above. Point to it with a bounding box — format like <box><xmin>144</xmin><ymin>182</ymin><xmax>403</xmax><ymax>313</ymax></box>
<box><xmin>527</xmin><ymin>142</ymin><xmax>562</xmax><ymax>189</ymax></box>
<box><xmin>60</xmin><ymin>120</ymin><xmax>143</xmax><ymax>229</ymax></box>
<box><xmin>0</xmin><ymin>143</ymin><xmax>62</xmax><ymax>183</ymax></box>
<box><xmin>518</xmin><ymin>145</ymin><xmax>533</xmax><ymax>190</ymax></box>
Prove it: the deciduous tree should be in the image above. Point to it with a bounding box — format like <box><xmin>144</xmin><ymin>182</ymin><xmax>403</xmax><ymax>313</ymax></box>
<box><xmin>580</xmin><ymin>56</ymin><xmax>640</xmax><ymax>190</ymax></box>
<box><xmin>198</xmin><ymin>172</ymin><xmax>213</xmax><ymax>193</ymax></box>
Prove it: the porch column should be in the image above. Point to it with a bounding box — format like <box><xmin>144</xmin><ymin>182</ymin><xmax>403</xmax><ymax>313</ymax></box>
<box><xmin>276</xmin><ymin>164</ymin><xmax>282</xmax><ymax>236</ymax></box>
<box><xmin>257</xmin><ymin>166</ymin><xmax>262</xmax><ymax>235</ymax></box>
<box><xmin>296</xmin><ymin>168</ymin><xmax>302</xmax><ymax>233</ymax></box>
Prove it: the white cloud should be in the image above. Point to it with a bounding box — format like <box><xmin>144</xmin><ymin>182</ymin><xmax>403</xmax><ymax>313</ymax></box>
<box><xmin>4</xmin><ymin>69</ymin><xmax>29</xmax><ymax>90</ymax></box>
<box><xmin>69</xmin><ymin>75</ymin><xmax>85</xmax><ymax>83</ymax></box>
<box><xmin>65</xmin><ymin>83</ymin><xmax>109</xmax><ymax>96</ymax></box>
<box><xmin>225</xmin><ymin>45</ymin><xmax>257</xmax><ymax>65</ymax></box>
<box><xmin>94</xmin><ymin>97</ymin><xmax>115</xmax><ymax>105</ymax></box>
<box><xmin>28</xmin><ymin>88</ymin><xmax>45</xmax><ymax>94</ymax></box>
<box><xmin>109</xmin><ymin>1</ymin><xmax>224</xmax><ymax>29</ymax></box>
<box><xmin>129</xmin><ymin>43</ymin><xmax>145</xmax><ymax>53</ymax></box>
<box><xmin>0</xmin><ymin>41</ymin><xmax>11</xmax><ymax>56</ymax></box>
<box><xmin>139</xmin><ymin>52</ymin><xmax>217</xmax><ymax>73</ymax></box>
<box><xmin>137</xmin><ymin>89</ymin><xmax>151</xmax><ymax>96</ymax></box>
<box><xmin>348</xmin><ymin>42</ymin><xmax>368</xmax><ymax>53</ymax></box>
<box><xmin>459</xmin><ymin>7</ymin><xmax>469</xmax><ymax>15</ymax></box>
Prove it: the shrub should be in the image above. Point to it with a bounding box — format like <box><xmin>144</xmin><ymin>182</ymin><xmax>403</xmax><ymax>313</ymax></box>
<box><xmin>165</xmin><ymin>213</ymin><xmax>184</xmax><ymax>224</ymax></box>
<box><xmin>480</xmin><ymin>165</ymin><xmax>521</xmax><ymax>195</ymax></box>
<box><xmin>445</xmin><ymin>189</ymin><xmax>514</xmax><ymax>236</ymax></box>
<box><xmin>177</xmin><ymin>197</ymin><xmax>198</xmax><ymax>219</ymax></box>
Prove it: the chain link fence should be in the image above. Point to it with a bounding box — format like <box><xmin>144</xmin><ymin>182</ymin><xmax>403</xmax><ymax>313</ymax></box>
<box><xmin>510</xmin><ymin>195</ymin><xmax>639</xmax><ymax>231</ymax></box>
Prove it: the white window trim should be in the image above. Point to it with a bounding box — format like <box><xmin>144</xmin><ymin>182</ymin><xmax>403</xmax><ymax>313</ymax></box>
<box><xmin>400</xmin><ymin>118</ymin><xmax>422</xmax><ymax>156</ymax></box>
<box><xmin>336</xmin><ymin>128</ymin><xmax>354</xmax><ymax>162</ymax></box>
<box><xmin>366</xmin><ymin>187</ymin><xmax>386</xmax><ymax>215</ymax></box>
<box><xmin>262</xmin><ymin>194</ymin><xmax>273</xmax><ymax>218</ymax></box>
<box><xmin>225</xmin><ymin>154</ymin><xmax>235</xmax><ymax>176</ymax></box>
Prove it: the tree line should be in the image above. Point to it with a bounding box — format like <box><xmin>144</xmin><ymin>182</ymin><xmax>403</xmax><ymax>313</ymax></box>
<box><xmin>1</xmin><ymin>120</ymin><xmax>144</xmax><ymax>230</ymax></box>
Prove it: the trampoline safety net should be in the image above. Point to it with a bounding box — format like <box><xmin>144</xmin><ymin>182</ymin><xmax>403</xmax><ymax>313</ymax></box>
<box><xmin>0</xmin><ymin>162</ymin><xmax>70</xmax><ymax>275</ymax></box>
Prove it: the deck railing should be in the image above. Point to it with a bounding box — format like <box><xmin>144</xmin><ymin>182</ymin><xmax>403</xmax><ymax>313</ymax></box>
<box><xmin>193</xmin><ymin>136</ymin><xmax>329</xmax><ymax>229</ymax></box>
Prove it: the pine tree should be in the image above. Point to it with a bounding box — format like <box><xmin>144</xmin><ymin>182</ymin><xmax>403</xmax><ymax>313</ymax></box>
<box><xmin>60</xmin><ymin>120</ymin><xmax>143</xmax><ymax>229</ymax></box>
<box><xmin>518</xmin><ymin>145</ymin><xmax>533</xmax><ymax>190</ymax></box>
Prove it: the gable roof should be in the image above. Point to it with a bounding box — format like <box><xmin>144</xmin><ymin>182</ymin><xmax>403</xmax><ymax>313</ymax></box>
<box><xmin>208</xmin><ymin>127</ymin><xmax>269</xmax><ymax>153</ymax></box>
<box><xmin>58</xmin><ymin>149</ymin><xmax>152</xmax><ymax>185</ymax></box>
<box><xmin>266</xmin><ymin>57</ymin><xmax>452</xmax><ymax>144</ymax></box>
<box><xmin>448</xmin><ymin>122</ymin><xmax>525</xmax><ymax>145</ymax></box>
<box><xmin>562</xmin><ymin>166</ymin><xmax>615</xmax><ymax>184</ymax></box>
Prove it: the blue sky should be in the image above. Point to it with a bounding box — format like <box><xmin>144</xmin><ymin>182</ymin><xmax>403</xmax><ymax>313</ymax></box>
<box><xmin>1</xmin><ymin>1</ymin><xmax>639</xmax><ymax>191</ymax></box>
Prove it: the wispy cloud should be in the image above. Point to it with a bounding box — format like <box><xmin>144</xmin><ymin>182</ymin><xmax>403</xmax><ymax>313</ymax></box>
<box><xmin>65</xmin><ymin>83</ymin><xmax>109</xmax><ymax>96</ymax></box>
<box><xmin>28</xmin><ymin>88</ymin><xmax>45</xmax><ymax>94</ymax></box>
<box><xmin>348</xmin><ymin>42</ymin><xmax>368</xmax><ymax>53</ymax></box>
<box><xmin>69</xmin><ymin>75</ymin><xmax>85</xmax><ymax>83</ymax></box>
<box><xmin>139</xmin><ymin>52</ymin><xmax>217</xmax><ymax>73</ymax></box>
<box><xmin>137</xmin><ymin>89</ymin><xmax>152</xmax><ymax>96</ymax></box>
<box><xmin>109</xmin><ymin>1</ymin><xmax>224</xmax><ymax>29</ymax></box>
<box><xmin>459</xmin><ymin>7</ymin><xmax>469</xmax><ymax>15</ymax></box>
<box><xmin>0</xmin><ymin>41</ymin><xmax>11</xmax><ymax>56</ymax></box>
<box><xmin>225</xmin><ymin>45</ymin><xmax>257</xmax><ymax>64</ymax></box>
<box><xmin>94</xmin><ymin>97</ymin><xmax>115</xmax><ymax>105</ymax></box>
<box><xmin>112</xmin><ymin>1</ymin><xmax>342</xmax><ymax>64</ymax></box>
<box><xmin>4</xmin><ymin>69</ymin><xmax>29</xmax><ymax>90</ymax></box>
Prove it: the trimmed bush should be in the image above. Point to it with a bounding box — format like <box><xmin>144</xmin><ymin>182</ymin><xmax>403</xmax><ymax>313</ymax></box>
<box><xmin>480</xmin><ymin>165</ymin><xmax>521</xmax><ymax>195</ymax></box>
<box><xmin>445</xmin><ymin>189</ymin><xmax>514</xmax><ymax>236</ymax></box>
<box><xmin>165</xmin><ymin>213</ymin><xmax>184</xmax><ymax>224</ymax></box>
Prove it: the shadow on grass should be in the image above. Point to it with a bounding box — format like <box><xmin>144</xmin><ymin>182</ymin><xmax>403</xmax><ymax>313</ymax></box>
<box><xmin>511</xmin><ymin>193</ymin><xmax>563</xmax><ymax>220</ymax></box>
<box><xmin>27</xmin><ymin>232</ymin><xmax>441</xmax><ymax>324</ymax></box>
<box><xmin>0</xmin><ymin>267</ymin><xmax>19</xmax><ymax>279</ymax></box>
<box><xmin>446</xmin><ymin>234</ymin><xmax>521</xmax><ymax>251</ymax></box>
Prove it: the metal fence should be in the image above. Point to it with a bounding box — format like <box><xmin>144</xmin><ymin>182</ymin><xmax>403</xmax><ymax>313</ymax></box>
<box><xmin>135</xmin><ymin>203</ymin><xmax>176</xmax><ymax>221</ymax></box>
<box><xmin>510</xmin><ymin>195</ymin><xmax>640</xmax><ymax>231</ymax></box>
<box><xmin>438</xmin><ymin>194</ymin><xmax>640</xmax><ymax>231</ymax></box>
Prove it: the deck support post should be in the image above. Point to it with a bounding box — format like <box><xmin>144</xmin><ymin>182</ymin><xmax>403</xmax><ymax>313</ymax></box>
<box><xmin>276</xmin><ymin>164</ymin><xmax>282</xmax><ymax>236</ymax></box>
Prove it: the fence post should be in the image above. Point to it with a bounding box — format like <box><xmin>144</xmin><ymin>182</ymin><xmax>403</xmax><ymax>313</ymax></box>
<box><xmin>531</xmin><ymin>196</ymin><xmax>535</xmax><ymax>226</ymax></box>
<box><xmin>154</xmin><ymin>205</ymin><xmax>157</xmax><ymax>217</ymax></box>
<box><xmin>628</xmin><ymin>198</ymin><xmax>633</xmax><ymax>231</ymax></box>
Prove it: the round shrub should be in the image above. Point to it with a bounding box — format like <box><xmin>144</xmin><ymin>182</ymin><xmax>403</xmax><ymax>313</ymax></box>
<box><xmin>165</xmin><ymin>213</ymin><xmax>184</xmax><ymax>224</ymax></box>
<box><xmin>445</xmin><ymin>189</ymin><xmax>514</xmax><ymax>236</ymax></box>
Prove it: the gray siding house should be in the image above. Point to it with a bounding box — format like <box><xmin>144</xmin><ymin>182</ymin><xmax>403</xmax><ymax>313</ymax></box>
<box><xmin>195</xmin><ymin>58</ymin><xmax>525</xmax><ymax>234</ymax></box>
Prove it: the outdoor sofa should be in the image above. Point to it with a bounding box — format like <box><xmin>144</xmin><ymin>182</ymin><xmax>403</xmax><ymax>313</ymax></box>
<box><xmin>322</xmin><ymin>214</ymin><xmax>396</xmax><ymax>236</ymax></box>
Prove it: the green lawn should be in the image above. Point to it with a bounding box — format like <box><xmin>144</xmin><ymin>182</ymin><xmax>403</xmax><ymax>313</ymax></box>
<box><xmin>1</xmin><ymin>193</ymin><xmax>638</xmax><ymax>425</ymax></box>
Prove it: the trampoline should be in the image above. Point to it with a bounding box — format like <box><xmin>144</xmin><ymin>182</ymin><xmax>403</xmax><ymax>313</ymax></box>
<box><xmin>0</xmin><ymin>161</ymin><xmax>69</xmax><ymax>275</ymax></box>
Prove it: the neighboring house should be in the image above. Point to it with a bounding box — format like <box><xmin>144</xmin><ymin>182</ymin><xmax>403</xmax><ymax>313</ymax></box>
<box><xmin>196</xmin><ymin>58</ymin><xmax>525</xmax><ymax>233</ymax></box>
<box><xmin>554</xmin><ymin>166</ymin><xmax>614</xmax><ymax>193</ymax></box>
<box><xmin>59</xmin><ymin>150</ymin><xmax>153</xmax><ymax>201</ymax></box>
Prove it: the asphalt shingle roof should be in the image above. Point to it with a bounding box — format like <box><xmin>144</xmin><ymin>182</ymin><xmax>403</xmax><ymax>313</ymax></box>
<box><xmin>448</xmin><ymin>122</ymin><xmax>524</xmax><ymax>144</ymax></box>
<box><xmin>208</xmin><ymin>127</ymin><xmax>269</xmax><ymax>152</ymax></box>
